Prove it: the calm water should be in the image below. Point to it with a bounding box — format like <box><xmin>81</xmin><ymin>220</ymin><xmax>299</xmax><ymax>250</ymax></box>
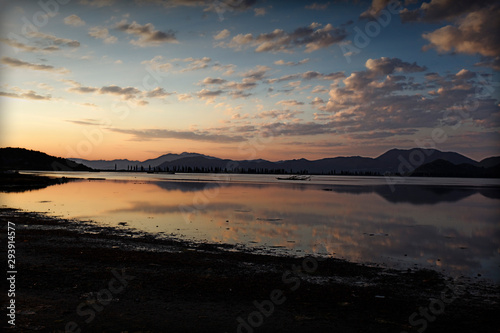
<box><xmin>3</xmin><ymin>172</ymin><xmax>500</xmax><ymax>282</ymax></box>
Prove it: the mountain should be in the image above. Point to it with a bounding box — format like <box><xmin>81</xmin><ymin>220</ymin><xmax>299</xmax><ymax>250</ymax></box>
<box><xmin>70</xmin><ymin>152</ymin><xmax>205</xmax><ymax>170</ymax></box>
<box><xmin>155</xmin><ymin>148</ymin><xmax>485</xmax><ymax>175</ymax></box>
<box><xmin>411</xmin><ymin>159</ymin><xmax>500</xmax><ymax>178</ymax></box>
<box><xmin>63</xmin><ymin>147</ymin><xmax>499</xmax><ymax>177</ymax></box>
<box><xmin>479</xmin><ymin>156</ymin><xmax>500</xmax><ymax>168</ymax></box>
<box><xmin>373</xmin><ymin>148</ymin><xmax>479</xmax><ymax>173</ymax></box>
<box><xmin>0</xmin><ymin>148</ymin><xmax>93</xmax><ymax>171</ymax></box>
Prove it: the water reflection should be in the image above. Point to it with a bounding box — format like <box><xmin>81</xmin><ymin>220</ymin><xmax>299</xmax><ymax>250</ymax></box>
<box><xmin>2</xmin><ymin>178</ymin><xmax>499</xmax><ymax>281</ymax></box>
<box><xmin>325</xmin><ymin>185</ymin><xmax>500</xmax><ymax>205</ymax></box>
<box><xmin>149</xmin><ymin>180</ymin><xmax>500</xmax><ymax>205</ymax></box>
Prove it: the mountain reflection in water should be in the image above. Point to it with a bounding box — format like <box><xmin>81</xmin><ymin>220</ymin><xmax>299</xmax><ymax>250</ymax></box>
<box><xmin>2</xmin><ymin>174</ymin><xmax>499</xmax><ymax>282</ymax></box>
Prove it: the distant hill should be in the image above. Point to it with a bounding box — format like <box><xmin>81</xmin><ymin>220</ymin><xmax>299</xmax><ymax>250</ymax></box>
<box><xmin>479</xmin><ymin>156</ymin><xmax>500</xmax><ymax>168</ymax></box>
<box><xmin>70</xmin><ymin>152</ymin><xmax>205</xmax><ymax>170</ymax></box>
<box><xmin>373</xmin><ymin>148</ymin><xmax>478</xmax><ymax>172</ymax></box>
<box><xmin>155</xmin><ymin>148</ymin><xmax>487</xmax><ymax>175</ymax></box>
<box><xmin>412</xmin><ymin>159</ymin><xmax>500</xmax><ymax>178</ymax></box>
<box><xmin>59</xmin><ymin>147</ymin><xmax>500</xmax><ymax>177</ymax></box>
<box><xmin>0</xmin><ymin>148</ymin><xmax>93</xmax><ymax>171</ymax></box>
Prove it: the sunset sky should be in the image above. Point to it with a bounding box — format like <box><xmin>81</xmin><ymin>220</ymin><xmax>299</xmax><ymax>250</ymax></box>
<box><xmin>0</xmin><ymin>0</ymin><xmax>499</xmax><ymax>161</ymax></box>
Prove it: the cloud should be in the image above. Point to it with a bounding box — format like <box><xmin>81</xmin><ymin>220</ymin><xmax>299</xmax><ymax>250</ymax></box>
<box><xmin>303</xmin><ymin>70</ymin><xmax>345</xmax><ymax>80</ymax></box>
<box><xmin>202</xmin><ymin>0</ymin><xmax>257</xmax><ymax>13</ymax></box>
<box><xmin>196</xmin><ymin>88</ymin><xmax>224</xmax><ymax>101</ymax></box>
<box><xmin>0</xmin><ymin>90</ymin><xmax>51</xmax><ymax>101</ymax></box>
<box><xmin>2</xmin><ymin>31</ymin><xmax>80</xmax><ymax>53</ymax></box>
<box><xmin>68</xmin><ymin>86</ymin><xmax>98</xmax><ymax>94</ymax></box>
<box><xmin>274</xmin><ymin>58</ymin><xmax>310</xmax><ymax>66</ymax></box>
<box><xmin>260</xmin><ymin>121</ymin><xmax>335</xmax><ymax>137</ymax></box>
<box><xmin>365</xmin><ymin>57</ymin><xmax>427</xmax><ymax>75</ymax></box>
<box><xmin>311</xmin><ymin>85</ymin><xmax>328</xmax><ymax>94</ymax></box>
<box><xmin>116</xmin><ymin>20</ymin><xmax>178</xmax><ymax>46</ymax></box>
<box><xmin>142</xmin><ymin>56</ymin><xmax>211</xmax><ymax>74</ymax></box>
<box><xmin>28</xmin><ymin>31</ymin><xmax>80</xmax><ymax>48</ymax></box>
<box><xmin>201</xmin><ymin>77</ymin><xmax>227</xmax><ymax>85</ymax></box>
<box><xmin>141</xmin><ymin>55</ymin><xmax>172</xmax><ymax>72</ymax></box>
<box><xmin>66</xmin><ymin>119</ymin><xmax>101</xmax><ymax>126</ymax></box>
<box><xmin>110</xmin><ymin>128</ymin><xmax>246</xmax><ymax>143</ymax></box>
<box><xmin>177</xmin><ymin>93</ymin><xmax>192</xmax><ymax>101</ymax></box>
<box><xmin>1</xmin><ymin>57</ymin><xmax>68</xmax><ymax>73</ymax></box>
<box><xmin>241</xmin><ymin>65</ymin><xmax>271</xmax><ymax>82</ymax></box>
<box><xmin>474</xmin><ymin>57</ymin><xmax>500</xmax><ymax>71</ymax></box>
<box><xmin>229</xmin><ymin>90</ymin><xmax>252</xmax><ymax>99</ymax></box>
<box><xmin>64</xmin><ymin>14</ymin><xmax>86</xmax><ymax>27</ymax></box>
<box><xmin>214</xmin><ymin>29</ymin><xmax>230</xmax><ymax>40</ymax></box>
<box><xmin>99</xmin><ymin>85</ymin><xmax>142</xmax><ymax>99</ymax></box>
<box><xmin>276</xmin><ymin>100</ymin><xmax>304</xmax><ymax>107</ymax></box>
<box><xmin>145</xmin><ymin>87</ymin><xmax>174</xmax><ymax>98</ymax></box>
<box><xmin>267</xmin><ymin>70</ymin><xmax>345</xmax><ymax>84</ymax></box>
<box><xmin>360</xmin><ymin>0</ymin><xmax>394</xmax><ymax>18</ymax></box>
<box><xmin>399</xmin><ymin>0</ymin><xmax>497</xmax><ymax>23</ymax></box>
<box><xmin>181</xmin><ymin>57</ymin><xmax>211</xmax><ymax>71</ymax></box>
<box><xmin>310</xmin><ymin>97</ymin><xmax>326</xmax><ymax>107</ymax></box>
<box><xmin>421</xmin><ymin>5</ymin><xmax>500</xmax><ymax>58</ymax></box>
<box><xmin>212</xmin><ymin>63</ymin><xmax>236</xmax><ymax>76</ymax></box>
<box><xmin>138</xmin><ymin>0</ymin><xmax>257</xmax><ymax>12</ymax></box>
<box><xmin>349</xmin><ymin>129</ymin><xmax>418</xmax><ymax>140</ymax></box>
<box><xmin>255</xmin><ymin>109</ymin><xmax>302</xmax><ymax>120</ymax></box>
<box><xmin>305</xmin><ymin>2</ymin><xmax>330</xmax><ymax>10</ymax></box>
<box><xmin>254</xmin><ymin>7</ymin><xmax>266</xmax><ymax>16</ymax></box>
<box><xmin>224</xmin><ymin>81</ymin><xmax>257</xmax><ymax>90</ymax></box>
<box><xmin>79</xmin><ymin>0</ymin><xmax>115</xmax><ymax>7</ymax></box>
<box><xmin>0</xmin><ymin>38</ymin><xmax>58</xmax><ymax>53</ymax></box>
<box><xmin>64</xmin><ymin>80</ymin><xmax>149</xmax><ymax>104</ymax></box>
<box><xmin>397</xmin><ymin>1</ymin><xmax>499</xmax><ymax>69</ymax></box>
<box><xmin>318</xmin><ymin>57</ymin><xmax>499</xmax><ymax>134</ymax></box>
<box><xmin>89</xmin><ymin>27</ymin><xmax>118</xmax><ymax>44</ymax></box>
<box><xmin>221</xmin><ymin>22</ymin><xmax>347</xmax><ymax>53</ymax></box>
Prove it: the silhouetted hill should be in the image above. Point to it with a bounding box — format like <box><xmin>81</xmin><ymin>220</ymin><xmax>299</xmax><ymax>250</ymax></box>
<box><xmin>63</xmin><ymin>147</ymin><xmax>498</xmax><ymax>177</ymax></box>
<box><xmin>0</xmin><ymin>148</ymin><xmax>93</xmax><ymax>171</ymax></box>
<box><xmin>411</xmin><ymin>159</ymin><xmax>500</xmax><ymax>178</ymax></box>
<box><xmin>156</xmin><ymin>148</ymin><xmax>482</xmax><ymax>175</ymax></box>
<box><xmin>70</xmin><ymin>152</ymin><xmax>206</xmax><ymax>170</ymax></box>
<box><xmin>479</xmin><ymin>156</ymin><xmax>500</xmax><ymax>168</ymax></box>
<box><xmin>374</xmin><ymin>148</ymin><xmax>478</xmax><ymax>173</ymax></box>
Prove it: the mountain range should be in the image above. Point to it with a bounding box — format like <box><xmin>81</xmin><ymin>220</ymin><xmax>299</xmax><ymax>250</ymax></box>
<box><xmin>1</xmin><ymin>147</ymin><xmax>499</xmax><ymax>178</ymax></box>
<box><xmin>70</xmin><ymin>148</ymin><xmax>499</xmax><ymax>177</ymax></box>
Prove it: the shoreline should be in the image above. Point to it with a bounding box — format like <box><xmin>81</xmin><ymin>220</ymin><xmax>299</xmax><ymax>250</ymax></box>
<box><xmin>0</xmin><ymin>173</ymin><xmax>79</xmax><ymax>192</ymax></box>
<box><xmin>1</xmin><ymin>208</ymin><xmax>498</xmax><ymax>332</ymax></box>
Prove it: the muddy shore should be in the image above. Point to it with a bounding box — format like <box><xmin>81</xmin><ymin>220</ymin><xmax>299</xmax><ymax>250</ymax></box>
<box><xmin>0</xmin><ymin>173</ymin><xmax>76</xmax><ymax>192</ymax></box>
<box><xmin>1</xmin><ymin>206</ymin><xmax>498</xmax><ymax>333</ymax></box>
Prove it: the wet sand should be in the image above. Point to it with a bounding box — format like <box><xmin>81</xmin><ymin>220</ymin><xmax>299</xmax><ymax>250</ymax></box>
<box><xmin>1</xmin><ymin>207</ymin><xmax>498</xmax><ymax>333</ymax></box>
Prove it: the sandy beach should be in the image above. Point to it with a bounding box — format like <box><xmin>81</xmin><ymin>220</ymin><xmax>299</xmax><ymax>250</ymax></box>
<box><xmin>1</xmin><ymin>204</ymin><xmax>498</xmax><ymax>332</ymax></box>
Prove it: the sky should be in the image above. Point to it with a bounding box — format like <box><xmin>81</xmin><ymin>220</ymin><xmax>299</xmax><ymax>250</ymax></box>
<box><xmin>0</xmin><ymin>0</ymin><xmax>499</xmax><ymax>161</ymax></box>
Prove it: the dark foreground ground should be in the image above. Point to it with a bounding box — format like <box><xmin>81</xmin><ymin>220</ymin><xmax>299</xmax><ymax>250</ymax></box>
<box><xmin>1</xmin><ymin>208</ymin><xmax>499</xmax><ymax>333</ymax></box>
